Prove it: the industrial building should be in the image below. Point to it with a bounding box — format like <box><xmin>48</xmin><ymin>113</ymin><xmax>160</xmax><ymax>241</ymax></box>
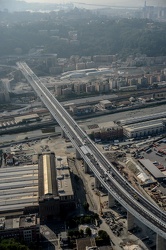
<box><xmin>123</xmin><ymin>119</ymin><xmax>165</xmax><ymax>138</ymax></box>
<box><xmin>0</xmin><ymin>214</ymin><xmax>40</xmax><ymax>244</ymax></box>
<box><xmin>56</xmin><ymin>156</ymin><xmax>75</xmax><ymax>215</ymax></box>
<box><xmin>0</xmin><ymin>153</ymin><xmax>75</xmax><ymax>222</ymax></box>
<box><xmin>117</xmin><ymin>111</ymin><xmax>166</xmax><ymax>126</ymax></box>
<box><xmin>0</xmin><ymin>164</ymin><xmax>39</xmax><ymax>216</ymax></box>
<box><xmin>99</xmin><ymin>100</ymin><xmax>112</xmax><ymax>109</ymax></box>
<box><xmin>70</xmin><ymin>105</ymin><xmax>95</xmax><ymax>116</ymax></box>
<box><xmin>139</xmin><ymin>159</ymin><xmax>166</xmax><ymax>182</ymax></box>
<box><xmin>38</xmin><ymin>153</ymin><xmax>60</xmax><ymax>222</ymax></box>
<box><xmin>38</xmin><ymin>153</ymin><xmax>75</xmax><ymax>221</ymax></box>
<box><xmin>15</xmin><ymin>114</ymin><xmax>40</xmax><ymax>124</ymax></box>
<box><xmin>86</xmin><ymin>121</ymin><xmax>123</xmax><ymax>141</ymax></box>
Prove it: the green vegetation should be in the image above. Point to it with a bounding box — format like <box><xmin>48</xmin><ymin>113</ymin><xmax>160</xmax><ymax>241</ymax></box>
<box><xmin>85</xmin><ymin>227</ymin><xmax>91</xmax><ymax>236</ymax></box>
<box><xmin>0</xmin><ymin>11</ymin><xmax>166</xmax><ymax>58</ymax></box>
<box><xmin>83</xmin><ymin>201</ymin><xmax>89</xmax><ymax>211</ymax></box>
<box><xmin>0</xmin><ymin>238</ymin><xmax>30</xmax><ymax>250</ymax></box>
<box><xmin>67</xmin><ymin>213</ymin><xmax>99</xmax><ymax>228</ymax></box>
<box><xmin>96</xmin><ymin>230</ymin><xmax>110</xmax><ymax>245</ymax></box>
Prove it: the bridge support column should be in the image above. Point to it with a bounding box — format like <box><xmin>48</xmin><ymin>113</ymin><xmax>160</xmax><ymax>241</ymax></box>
<box><xmin>84</xmin><ymin>161</ymin><xmax>90</xmax><ymax>174</ymax></box>
<box><xmin>76</xmin><ymin>149</ymin><xmax>81</xmax><ymax>160</ymax></box>
<box><xmin>127</xmin><ymin>211</ymin><xmax>135</xmax><ymax>231</ymax></box>
<box><xmin>156</xmin><ymin>234</ymin><xmax>166</xmax><ymax>250</ymax></box>
<box><xmin>108</xmin><ymin>193</ymin><xmax>115</xmax><ymax>208</ymax></box>
<box><xmin>61</xmin><ymin>128</ymin><xmax>66</xmax><ymax>138</ymax></box>
<box><xmin>95</xmin><ymin>177</ymin><xmax>101</xmax><ymax>189</ymax></box>
<box><xmin>41</xmin><ymin>102</ymin><xmax>45</xmax><ymax>108</ymax></box>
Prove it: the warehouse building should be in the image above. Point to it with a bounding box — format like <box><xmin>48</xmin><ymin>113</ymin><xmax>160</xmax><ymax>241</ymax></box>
<box><xmin>15</xmin><ymin>114</ymin><xmax>40</xmax><ymax>124</ymax></box>
<box><xmin>70</xmin><ymin>105</ymin><xmax>95</xmax><ymax>116</ymax></box>
<box><xmin>123</xmin><ymin>120</ymin><xmax>165</xmax><ymax>138</ymax></box>
<box><xmin>99</xmin><ymin>100</ymin><xmax>112</xmax><ymax>109</ymax></box>
<box><xmin>139</xmin><ymin>159</ymin><xmax>166</xmax><ymax>182</ymax></box>
<box><xmin>117</xmin><ymin>111</ymin><xmax>166</xmax><ymax>126</ymax></box>
<box><xmin>38</xmin><ymin>153</ymin><xmax>75</xmax><ymax>222</ymax></box>
<box><xmin>56</xmin><ymin>156</ymin><xmax>75</xmax><ymax>215</ymax></box>
<box><xmin>86</xmin><ymin>121</ymin><xmax>123</xmax><ymax>141</ymax></box>
<box><xmin>0</xmin><ymin>153</ymin><xmax>75</xmax><ymax>222</ymax></box>
<box><xmin>0</xmin><ymin>164</ymin><xmax>39</xmax><ymax>216</ymax></box>
<box><xmin>38</xmin><ymin>153</ymin><xmax>60</xmax><ymax>222</ymax></box>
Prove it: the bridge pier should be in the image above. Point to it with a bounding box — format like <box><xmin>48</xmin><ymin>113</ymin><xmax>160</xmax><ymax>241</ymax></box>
<box><xmin>108</xmin><ymin>193</ymin><xmax>115</xmax><ymax>208</ymax></box>
<box><xmin>75</xmin><ymin>149</ymin><xmax>81</xmax><ymax>160</ymax></box>
<box><xmin>156</xmin><ymin>234</ymin><xmax>166</xmax><ymax>250</ymax></box>
<box><xmin>41</xmin><ymin>102</ymin><xmax>45</xmax><ymax>108</ymax></box>
<box><xmin>127</xmin><ymin>211</ymin><xmax>135</xmax><ymax>231</ymax></box>
<box><xmin>84</xmin><ymin>161</ymin><xmax>90</xmax><ymax>174</ymax></box>
<box><xmin>94</xmin><ymin>177</ymin><xmax>101</xmax><ymax>189</ymax></box>
<box><xmin>61</xmin><ymin>128</ymin><xmax>66</xmax><ymax>138</ymax></box>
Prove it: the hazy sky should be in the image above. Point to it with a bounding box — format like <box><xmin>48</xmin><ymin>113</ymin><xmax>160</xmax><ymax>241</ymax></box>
<box><xmin>25</xmin><ymin>0</ymin><xmax>166</xmax><ymax>7</ymax></box>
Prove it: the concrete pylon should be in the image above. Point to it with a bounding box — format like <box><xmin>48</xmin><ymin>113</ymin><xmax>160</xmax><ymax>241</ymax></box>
<box><xmin>127</xmin><ymin>211</ymin><xmax>135</xmax><ymax>231</ymax></box>
<box><xmin>94</xmin><ymin>177</ymin><xmax>101</xmax><ymax>189</ymax></box>
<box><xmin>61</xmin><ymin>128</ymin><xmax>66</xmax><ymax>138</ymax></box>
<box><xmin>41</xmin><ymin>102</ymin><xmax>45</xmax><ymax>108</ymax></box>
<box><xmin>84</xmin><ymin>161</ymin><xmax>90</xmax><ymax>173</ymax></box>
<box><xmin>108</xmin><ymin>193</ymin><xmax>115</xmax><ymax>208</ymax></box>
<box><xmin>76</xmin><ymin>149</ymin><xmax>81</xmax><ymax>159</ymax></box>
<box><xmin>156</xmin><ymin>234</ymin><xmax>166</xmax><ymax>250</ymax></box>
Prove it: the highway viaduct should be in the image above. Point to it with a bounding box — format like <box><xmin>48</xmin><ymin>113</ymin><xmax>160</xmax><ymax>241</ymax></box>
<box><xmin>17</xmin><ymin>61</ymin><xmax>166</xmax><ymax>250</ymax></box>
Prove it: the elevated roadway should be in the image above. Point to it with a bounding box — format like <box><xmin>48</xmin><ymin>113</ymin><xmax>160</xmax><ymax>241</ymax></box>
<box><xmin>17</xmin><ymin>61</ymin><xmax>166</xmax><ymax>246</ymax></box>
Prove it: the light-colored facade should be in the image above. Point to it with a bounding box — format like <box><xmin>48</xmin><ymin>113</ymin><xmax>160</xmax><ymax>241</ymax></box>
<box><xmin>117</xmin><ymin>111</ymin><xmax>166</xmax><ymax>126</ymax></box>
<box><xmin>56</xmin><ymin>156</ymin><xmax>74</xmax><ymax>201</ymax></box>
<box><xmin>123</xmin><ymin>120</ymin><xmax>165</xmax><ymax>138</ymax></box>
<box><xmin>99</xmin><ymin>100</ymin><xmax>112</xmax><ymax>109</ymax></box>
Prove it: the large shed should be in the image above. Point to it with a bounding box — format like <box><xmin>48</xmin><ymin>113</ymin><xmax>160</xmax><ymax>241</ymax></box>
<box><xmin>139</xmin><ymin>159</ymin><xmax>166</xmax><ymax>182</ymax></box>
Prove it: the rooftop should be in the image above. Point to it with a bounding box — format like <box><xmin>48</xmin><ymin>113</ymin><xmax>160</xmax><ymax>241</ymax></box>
<box><xmin>0</xmin><ymin>214</ymin><xmax>39</xmax><ymax>230</ymax></box>
<box><xmin>99</xmin><ymin>100</ymin><xmax>112</xmax><ymax>105</ymax></box>
<box><xmin>85</xmin><ymin>121</ymin><xmax>119</xmax><ymax>134</ymax></box>
<box><xmin>15</xmin><ymin>114</ymin><xmax>39</xmax><ymax>124</ymax></box>
<box><xmin>38</xmin><ymin>153</ymin><xmax>59</xmax><ymax>200</ymax></box>
<box><xmin>117</xmin><ymin>111</ymin><xmax>166</xmax><ymax>126</ymax></box>
<box><xmin>0</xmin><ymin>165</ymin><xmax>38</xmax><ymax>214</ymax></box>
<box><xmin>76</xmin><ymin>238</ymin><xmax>96</xmax><ymax>250</ymax></box>
<box><xmin>62</xmin><ymin>94</ymin><xmax>118</xmax><ymax>106</ymax></box>
<box><xmin>56</xmin><ymin>156</ymin><xmax>73</xmax><ymax>197</ymax></box>
<box><xmin>123</xmin><ymin>119</ymin><xmax>164</xmax><ymax>132</ymax></box>
<box><xmin>139</xmin><ymin>159</ymin><xmax>165</xmax><ymax>179</ymax></box>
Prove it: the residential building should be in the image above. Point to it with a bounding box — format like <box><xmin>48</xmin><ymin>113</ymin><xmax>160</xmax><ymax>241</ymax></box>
<box><xmin>0</xmin><ymin>214</ymin><xmax>40</xmax><ymax>244</ymax></box>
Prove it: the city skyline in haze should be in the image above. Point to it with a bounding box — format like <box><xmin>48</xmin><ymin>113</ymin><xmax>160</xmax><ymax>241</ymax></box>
<box><xmin>24</xmin><ymin>0</ymin><xmax>166</xmax><ymax>7</ymax></box>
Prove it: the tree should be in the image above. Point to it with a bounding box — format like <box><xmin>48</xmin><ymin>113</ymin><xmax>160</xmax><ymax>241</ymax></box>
<box><xmin>83</xmin><ymin>216</ymin><xmax>91</xmax><ymax>224</ymax></box>
<box><xmin>85</xmin><ymin>227</ymin><xmax>91</xmax><ymax>236</ymax></box>
<box><xmin>98</xmin><ymin>230</ymin><xmax>110</xmax><ymax>243</ymax></box>
<box><xmin>83</xmin><ymin>202</ymin><xmax>89</xmax><ymax>211</ymax></box>
<box><xmin>0</xmin><ymin>238</ymin><xmax>30</xmax><ymax>250</ymax></box>
<box><xmin>68</xmin><ymin>230</ymin><xmax>74</xmax><ymax>238</ymax></box>
<box><xmin>79</xmin><ymin>229</ymin><xmax>84</xmax><ymax>238</ymax></box>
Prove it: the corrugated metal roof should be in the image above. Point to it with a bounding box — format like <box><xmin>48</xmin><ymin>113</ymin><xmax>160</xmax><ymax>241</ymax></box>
<box><xmin>0</xmin><ymin>186</ymin><xmax>38</xmax><ymax>196</ymax></box>
<box><xmin>0</xmin><ymin>180</ymin><xmax>38</xmax><ymax>190</ymax></box>
<box><xmin>139</xmin><ymin>159</ymin><xmax>165</xmax><ymax>179</ymax></box>
<box><xmin>43</xmin><ymin>154</ymin><xmax>53</xmax><ymax>195</ymax></box>
<box><xmin>0</xmin><ymin>165</ymin><xmax>38</xmax><ymax>173</ymax></box>
<box><xmin>0</xmin><ymin>202</ymin><xmax>38</xmax><ymax>212</ymax></box>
